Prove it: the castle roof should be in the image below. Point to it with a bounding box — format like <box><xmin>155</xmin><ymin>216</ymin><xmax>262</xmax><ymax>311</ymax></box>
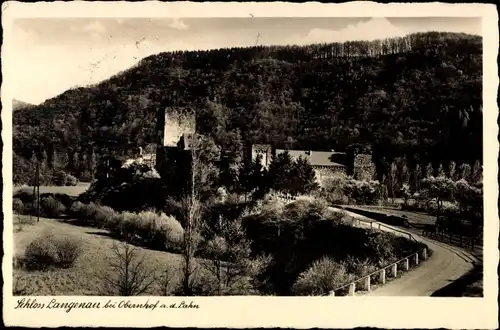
<box><xmin>275</xmin><ymin>149</ymin><xmax>346</xmax><ymax>167</ymax></box>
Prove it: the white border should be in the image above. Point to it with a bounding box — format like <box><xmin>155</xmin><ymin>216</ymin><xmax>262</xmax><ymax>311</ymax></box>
<box><xmin>2</xmin><ymin>2</ymin><xmax>499</xmax><ymax>328</ymax></box>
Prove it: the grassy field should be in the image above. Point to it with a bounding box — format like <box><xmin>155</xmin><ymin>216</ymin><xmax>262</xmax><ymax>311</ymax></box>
<box><xmin>12</xmin><ymin>215</ymin><xmax>185</xmax><ymax>296</ymax></box>
<box><xmin>13</xmin><ymin>182</ymin><xmax>91</xmax><ymax>197</ymax></box>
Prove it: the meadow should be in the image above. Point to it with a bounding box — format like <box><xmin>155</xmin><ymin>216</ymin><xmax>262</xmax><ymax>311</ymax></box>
<box><xmin>12</xmin><ymin>215</ymin><xmax>184</xmax><ymax>296</ymax></box>
<box><xmin>13</xmin><ymin>182</ymin><xmax>91</xmax><ymax>197</ymax></box>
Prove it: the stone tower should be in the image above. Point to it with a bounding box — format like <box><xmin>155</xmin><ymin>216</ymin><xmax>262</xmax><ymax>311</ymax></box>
<box><xmin>348</xmin><ymin>144</ymin><xmax>376</xmax><ymax>181</ymax></box>
<box><xmin>251</xmin><ymin>144</ymin><xmax>272</xmax><ymax>169</ymax></box>
<box><xmin>156</xmin><ymin>107</ymin><xmax>196</xmax><ymax>195</ymax></box>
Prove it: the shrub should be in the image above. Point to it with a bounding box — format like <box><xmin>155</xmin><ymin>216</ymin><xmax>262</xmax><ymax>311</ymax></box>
<box><xmin>157</xmin><ymin>214</ymin><xmax>184</xmax><ymax>250</ymax></box>
<box><xmin>52</xmin><ymin>236</ymin><xmax>83</xmax><ymax>268</ymax></box>
<box><xmin>50</xmin><ymin>193</ymin><xmax>76</xmax><ymax>209</ymax></box>
<box><xmin>292</xmin><ymin>257</ymin><xmax>354</xmax><ymax>296</ymax></box>
<box><xmin>120</xmin><ymin>211</ymin><xmax>140</xmax><ymax>238</ymax></box>
<box><xmin>104</xmin><ymin>212</ymin><xmax>124</xmax><ymax>236</ymax></box>
<box><xmin>13</xmin><ymin>198</ymin><xmax>24</xmax><ymax>214</ymax></box>
<box><xmin>53</xmin><ymin>170</ymin><xmax>68</xmax><ymax>186</ymax></box>
<box><xmin>366</xmin><ymin>231</ymin><xmax>397</xmax><ymax>264</ymax></box>
<box><xmin>23</xmin><ymin>234</ymin><xmax>82</xmax><ymax>270</ymax></box>
<box><xmin>24</xmin><ymin>235</ymin><xmax>58</xmax><ymax>271</ymax></box>
<box><xmin>69</xmin><ymin>201</ymin><xmax>85</xmax><ymax>217</ymax></box>
<box><xmin>135</xmin><ymin>211</ymin><xmax>158</xmax><ymax>243</ymax></box>
<box><xmin>14</xmin><ymin>188</ymin><xmax>35</xmax><ymax>204</ymax></box>
<box><xmin>94</xmin><ymin>205</ymin><xmax>117</xmax><ymax>229</ymax></box>
<box><xmin>65</xmin><ymin>174</ymin><xmax>78</xmax><ymax>186</ymax></box>
<box><xmin>40</xmin><ymin>196</ymin><xmax>66</xmax><ymax>218</ymax></box>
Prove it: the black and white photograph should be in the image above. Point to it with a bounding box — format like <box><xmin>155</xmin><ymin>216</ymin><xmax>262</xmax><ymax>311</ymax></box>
<box><xmin>2</xmin><ymin>2</ymin><xmax>498</xmax><ymax>329</ymax></box>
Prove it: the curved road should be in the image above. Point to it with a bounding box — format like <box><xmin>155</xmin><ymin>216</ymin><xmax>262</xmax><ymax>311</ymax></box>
<box><xmin>335</xmin><ymin>208</ymin><xmax>480</xmax><ymax>296</ymax></box>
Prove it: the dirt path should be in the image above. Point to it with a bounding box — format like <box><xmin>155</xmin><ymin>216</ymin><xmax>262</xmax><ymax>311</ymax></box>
<box><xmin>335</xmin><ymin>208</ymin><xmax>479</xmax><ymax>296</ymax></box>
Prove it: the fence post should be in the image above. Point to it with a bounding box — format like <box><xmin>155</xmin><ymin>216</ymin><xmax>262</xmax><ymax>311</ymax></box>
<box><xmin>391</xmin><ymin>263</ymin><xmax>397</xmax><ymax>277</ymax></box>
<box><xmin>391</xmin><ymin>264</ymin><xmax>398</xmax><ymax>277</ymax></box>
<box><xmin>379</xmin><ymin>269</ymin><xmax>386</xmax><ymax>284</ymax></box>
<box><xmin>422</xmin><ymin>248</ymin><xmax>427</xmax><ymax>260</ymax></box>
<box><xmin>415</xmin><ymin>253</ymin><xmax>419</xmax><ymax>265</ymax></box>
<box><xmin>329</xmin><ymin>290</ymin><xmax>335</xmax><ymax>296</ymax></box>
<box><xmin>364</xmin><ymin>276</ymin><xmax>371</xmax><ymax>291</ymax></box>
<box><xmin>404</xmin><ymin>258</ymin><xmax>409</xmax><ymax>271</ymax></box>
<box><xmin>348</xmin><ymin>283</ymin><xmax>356</xmax><ymax>296</ymax></box>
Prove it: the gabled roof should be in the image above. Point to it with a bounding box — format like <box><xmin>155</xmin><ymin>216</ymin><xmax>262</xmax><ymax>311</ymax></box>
<box><xmin>275</xmin><ymin>149</ymin><xmax>346</xmax><ymax>167</ymax></box>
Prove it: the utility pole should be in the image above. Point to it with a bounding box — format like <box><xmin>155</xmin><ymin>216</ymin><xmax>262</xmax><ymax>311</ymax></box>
<box><xmin>36</xmin><ymin>156</ymin><xmax>40</xmax><ymax>222</ymax></box>
<box><xmin>31</xmin><ymin>147</ymin><xmax>41</xmax><ymax>222</ymax></box>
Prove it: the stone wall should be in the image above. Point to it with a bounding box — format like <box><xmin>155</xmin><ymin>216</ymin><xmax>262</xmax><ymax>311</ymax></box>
<box><xmin>314</xmin><ymin>166</ymin><xmax>347</xmax><ymax>186</ymax></box>
<box><xmin>354</xmin><ymin>154</ymin><xmax>376</xmax><ymax>181</ymax></box>
<box><xmin>163</xmin><ymin>109</ymin><xmax>196</xmax><ymax>147</ymax></box>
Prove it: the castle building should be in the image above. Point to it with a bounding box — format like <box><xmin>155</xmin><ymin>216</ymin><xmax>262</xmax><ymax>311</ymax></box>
<box><xmin>155</xmin><ymin>107</ymin><xmax>196</xmax><ymax>194</ymax></box>
<box><xmin>251</xmin><ymin>143</ymin><xmax>376</xmax><ymax>186</ymax></box>
<box><xmin>251</xmin><ymin>144</ymin><xmax>273</xmax><ymax>169</ymax></box>
<box><xmin>276</xmin><ymin>149</ymin><xmax>347</xmax><ymax>186</ymax></box>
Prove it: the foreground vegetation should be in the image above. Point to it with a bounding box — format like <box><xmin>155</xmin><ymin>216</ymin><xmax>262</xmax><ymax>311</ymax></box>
<box><xmin>13</xmin><ymin>186</ymin><xmax>426</xmax><ymax>296</ymax></box>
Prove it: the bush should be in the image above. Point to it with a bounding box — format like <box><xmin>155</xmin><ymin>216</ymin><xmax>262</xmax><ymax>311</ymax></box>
<box><xmin>65</xmin><ymin>174</ymin><xmax>78</xmax><ymax>186</ymax></box>
<box><xmin>103</xmin><ymin>212</ymin><xmax>124</xmax><ymax>236</ymax></box>
<box><xmin>24</xmin><ymin>235</ymin><xmax>82</xmax><ymax>270</ymax></box>
<box><xmin>24</xmin><ymin>235</ymin><xmax>58</xmax><ymax>271</ymax></box>
<box><xmin>14</xmin><ymin>188</ymin><xmax>35</xmax><ymax>204</ymax></box>
<box><xmin>52</xmin><ymin>236</ymin><xmax>83</xmax><ymax>268</ymax></box>
<box><xmin>13</xmin><ymin>198</ymin><xmax>24</xmax><ymax>214</ymax></box>
<box><xmin>125</xmin><ymin>211</ymin><xmax>184</xmax><ymax>250</ymax></box>
<box><xmin>53</xmin><ymin>170</ymin><xmax>68</xmax><ymax>186</ymax></box>
<box><xmin>69</xmin><ymin>201</ymin><xmax>85</xmax><ymax>217</ymax></box>
<box><xmin>156</xmin><ymin>214</ymin><xmax>184</xmax><ymax>250</ymax></box>
<box><xmin>292</xmin><ymin>257</ymin><xmax>354</xmax><ymax>296</ymax></box>
<box><xmin>94</xmin><ymin>205</ymin><xmax>117</xmax><ymax>229</ymax></box>
<box><xmin>366</xmin><ymin>231</ymin><xmax>397</xmax><ymax>264</ymax></box>
<box><xmin>40</xmin><ymin>196</ymin><xmax>66</xmax><ymax>218</ymax></box>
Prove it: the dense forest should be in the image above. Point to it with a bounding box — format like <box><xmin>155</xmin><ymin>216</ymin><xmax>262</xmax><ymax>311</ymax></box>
<box><xmin>13</xmin><ymin>31</ymin><xmax>482</xmax><ymax>185</ymax></box>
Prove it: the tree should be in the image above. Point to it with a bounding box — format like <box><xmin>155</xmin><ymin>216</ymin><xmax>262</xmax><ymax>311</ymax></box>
<box><xmin>268</xmin><ymin>151</ymin><xmax>296</xmax><ymax>194</ymax></box>
<box><xmin>72</xmin><ymin>152</ymin><xmax>80</xmax><ymax>175</ymax></box>
<box><xmin>99</xmin><ymin>239</ymin><xmax>157</xmax><ymax>296</ymax></box>
<box><xmin>419</xmin><ymin>176</ymin><xmax>455</xmax><ymax>224</ymax></box>
<box><xmin>291</xmin><ymin>156</ymin><xmax>319</xmax><ymax>195</ymax></box>
<box><xmin>425</xmin><ymin>163</ymin><xmax>434</xmax><ymax>178</ymax></box>
<box><xmin>343</xmin><ymin>178</ymin><xmax>382</xmax><ymax>205</ymax></box>
<box><xmin>179</xmin><ymin>194</ymin><xmax>203</xmax><ymax>296</ymax></box>
<box><xmin>471</xmin><ymin>160</ymin><xmax>482</xmax><ymax>184</ymax></box>
<box><xmin>400</xmin><ymin>184</ymin><xmax>411</xmax><ymax>207</ymax></box>
<box><xmin>388</xmin><ymin>162</ymin><xmax>397</xmax><ymax>202</ymax></box>
<box><xmin>190</xmin><ymin>134</ymin><xmax>221</xmax><ymax>201</ymax></box>
<box><xmin>201</xmin><ymin>215</ymin><xmax>271</xmax><ymax>295</ymax></box>
<box><xmin>89</xmin><ymin>148</ymin><xmax>97</xmax><ymax>180</ymax></box>
<box><xmin>401</xmin><ymin>162</ymin><xmax>410</xmax><ymax>187</ymax></box>
<box><xmin>413</xmin><ymin>164</ymin><xmax>422</xmax><ymax>192</ymax></box>
<box><xmin>458</xmin><ymin>163</ymin><xmax>472</xmax><ymax>181</ymax></box>
<box><xmin>437</xmin><ymin>163</ymin><xmax>446</xmax><ymax>177</ymax></box>
<box><xmin>454</xmin><ymin>179</ymin><xmax>483</xmax><ymax>228</ymax></box>
<box><xmin>449</xmin><ymin>161</ymin><xmax>457</xmax><ymax>181</ymax></box>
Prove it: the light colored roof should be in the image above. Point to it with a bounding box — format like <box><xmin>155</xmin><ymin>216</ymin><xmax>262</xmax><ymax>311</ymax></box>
<box><xmin>275</xmin><ymin>149</ymin><xmax>346</xmax><ymax>167</ymax></box>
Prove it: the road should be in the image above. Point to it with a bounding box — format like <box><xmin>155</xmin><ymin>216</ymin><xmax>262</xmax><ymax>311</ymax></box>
<box><xmin>335</xmin><ymin>208</ymin><xmax>480</xmax><ymax>296</ymax></box>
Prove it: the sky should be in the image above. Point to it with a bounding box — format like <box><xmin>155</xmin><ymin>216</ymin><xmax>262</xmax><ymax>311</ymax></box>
<box><xmin>9</xmin><ymin>17</ymin><xmax>482</xmax><ymax>104</ymax></box>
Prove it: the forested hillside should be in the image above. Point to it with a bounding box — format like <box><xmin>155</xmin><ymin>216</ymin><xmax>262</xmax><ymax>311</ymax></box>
<box><xmin>13</xmin><ymin>31</ymin><xmax>482</xmax><ymax>184</ymax></box>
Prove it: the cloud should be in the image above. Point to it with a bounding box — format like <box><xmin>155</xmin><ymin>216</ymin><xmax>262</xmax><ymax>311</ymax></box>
<box><xmin>294</xmin><ymin>18</ymin><xmax>409</xmax><ymax>45</ymax></box>
<box><xmin>168</xmin><ymin>18</ymin><xmax>188</xmax><ymax>31</ymax></box>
